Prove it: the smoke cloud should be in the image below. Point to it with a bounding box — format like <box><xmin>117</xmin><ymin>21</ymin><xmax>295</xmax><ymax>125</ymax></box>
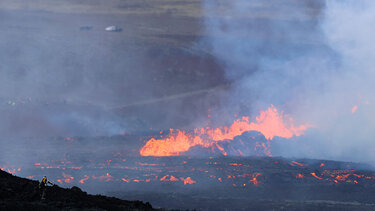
<box><xmin>1</xmin><ymin>0</ymin><xmax>374</xmax><ymax>164</ymax></box>
<box><xmin>202</xmin><ymin>0</ymin><xmax>375</xmax><ymax>163</ymax></box>
<box><xmin>0</xmin><ymin>5</ymin><xmax>225</xmax><ymax>137</ymax></box>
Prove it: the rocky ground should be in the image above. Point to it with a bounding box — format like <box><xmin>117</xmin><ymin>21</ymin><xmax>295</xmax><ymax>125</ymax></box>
<box><xmin>0</xmin><ymin>170</ymin><xmax>156</xmax><ymax>211</ymax></box>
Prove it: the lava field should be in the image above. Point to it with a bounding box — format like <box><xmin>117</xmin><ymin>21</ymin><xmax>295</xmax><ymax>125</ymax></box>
<box><xmin>1</xmin><ymin>131</ymin><xmax>375</xmax><ymax>210</ymax></box>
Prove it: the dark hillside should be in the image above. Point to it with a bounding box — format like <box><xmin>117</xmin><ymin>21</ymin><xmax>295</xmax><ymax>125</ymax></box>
<box><xmin>0</xmin><ymin>170</ymin><xmax>156</xmax><ymax>211</ymax></box>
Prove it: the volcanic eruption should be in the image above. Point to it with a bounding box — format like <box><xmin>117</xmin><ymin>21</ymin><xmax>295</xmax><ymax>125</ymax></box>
<box><xmin>140</xmin><ymin>105</ymin><xmax>309</xmax><ymax>157</ymax></box>
<box><xmin>1</xmin><ymin>0</ymin><xmax>375</xmax><ymax>210</ymax></box>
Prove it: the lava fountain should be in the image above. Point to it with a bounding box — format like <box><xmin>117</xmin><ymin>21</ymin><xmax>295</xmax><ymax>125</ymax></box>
<box><xmin>140</xmin><ymin>105</ymin><xmax>309</xmax><ymax>157</ymax></box>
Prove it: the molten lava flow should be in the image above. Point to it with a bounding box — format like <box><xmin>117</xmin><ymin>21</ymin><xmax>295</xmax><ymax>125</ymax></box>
<box><xmin>140</xmin><ymin>130</ymin><xmax>209</xmax><ymax>156</ymax></box>
<box><xmin>180</xmin><ymin>177</ymin><xmax>196</xmax><ymax>185</ymax></box>
<box><xmin>296</xmin><ymin>173</ymin><xmax>304</xmax><ymax>178</ymax></box>
<box><xmin>79</xmin><ymin>175</ymin><xmax>90</xmax><ymax>184</ymax></box>
<box><xmin>249</xmin><ymin>173</ymin><xmax>262</xmax><ymax>185</ymax></box>
<box><xmin>352</xmin><ymin>105</ymin><xmax>358</xmax><ymax>114</ymax></box>
<box><xmin>0</xmin><ymin>165</ymin><xmax>21</xmax><ymax>175</ymax></box>
<box><xmin>160</xmin><ymin>175</ymin><xmax>179</xmax><ymax>181</ymax></box>
<box><xmin>311</xmin><ymin>172</ymin><xmax>323</xmax><ymax>180</ymax></box>
<box><xmin>336</xmin><ymin>174</ymin><xmax>350</xmax><ymax>181</ymax></box>
<box><xmin>121</xmin><ymin>178</ymin><xmax>130</xmax><ymax>183</ymax></box>
<box><xmin>140</xmin><ymin>105</ymin><xmax>308</xmax><ymax>156</ymax></box>
<box><xmin>92</xmin><ymin>173</ymin><xmax>113</xmax><ymax>182</ymax></box>
<box><xmin>61</xmin><ymin>172</ymin><xmax>74</xmax><ymax>183</ymax></box>
<box><xmin>290</xmin><ymin>161</ymin><xmax>306</xmax><ymax>167</ymax></box>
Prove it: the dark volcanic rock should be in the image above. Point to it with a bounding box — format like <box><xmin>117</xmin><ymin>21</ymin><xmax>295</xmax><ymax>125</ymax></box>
<box><xmin>0</xmin><ymin>170</ymin><xmax>156</xmax><ymax>211</ymax></box>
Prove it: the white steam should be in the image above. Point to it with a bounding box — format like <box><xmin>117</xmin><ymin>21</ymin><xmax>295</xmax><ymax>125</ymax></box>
<box><xmin>203</xmin><ymin>0</ymin><xmax>375</xmax><ymax>163</ymax></box>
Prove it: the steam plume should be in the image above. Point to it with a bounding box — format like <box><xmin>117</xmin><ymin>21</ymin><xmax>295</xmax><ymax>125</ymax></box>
<box><xmin>202</xmin><ymin>0</ymin><xmax>375</xmax><ymax>163</ymax></box>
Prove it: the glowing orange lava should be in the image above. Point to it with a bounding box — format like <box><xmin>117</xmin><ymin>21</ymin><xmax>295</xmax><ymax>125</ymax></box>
<box><xmin>249</xmin><ymin>173</ymin><xmax>262</xmax><ymax>185</ymax></box>
<box><xmin>140</xmin><ymin>105</ymin><xmax>309</xmax><ymax>156</ymax></box>
<box><xmin>311</xmin><ymin>172</ymin><xmax>323</xmax><ymax>180</ymax></box>
<box><xmin>61</xmin><ymin>172</ymin><xmax>74</xmax><ymax>183</ymax></box>
<box><xmin>180</xmin><ymin>177</ymin><xmax>196</xmax><ymax>185</ymax></box>
<box><xmin>160</xmin><ymin>175</ymin><xmax>179</xmax><ymax>181</ymax></box>
<box><xmin>296</xmin><ymin>173</ymin><xmax>304</xmax><ymax>178</ymax></box>
<box><xmin>352</xmin><ymin>105</ymin><xmax>358</xmax><ymax>114</ymax></box>
<box><xmin>290</xmin><ymin>161</ymin><xmax>305</xmax><ymax>167</ymax></box>
<box><xmin>79</xmin><ymin>175</ymin><xmax>90</xmax><ymax>184</ymax></box>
